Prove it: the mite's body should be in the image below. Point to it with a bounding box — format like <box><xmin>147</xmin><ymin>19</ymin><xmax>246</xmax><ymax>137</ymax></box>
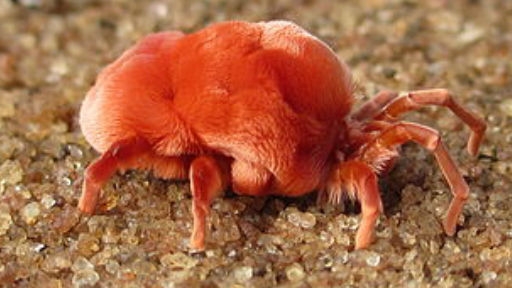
<box><xmin>79</xmin><ymin>21</ymin><xmax>486</xmax><ymax>250</ymax></box>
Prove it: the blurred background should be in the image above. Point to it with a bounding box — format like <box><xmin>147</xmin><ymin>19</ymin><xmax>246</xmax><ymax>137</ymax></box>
<box><xmin>0</xmin><ymin>0</ymin><xmax>511</xmax><ymax>287</ymax></box>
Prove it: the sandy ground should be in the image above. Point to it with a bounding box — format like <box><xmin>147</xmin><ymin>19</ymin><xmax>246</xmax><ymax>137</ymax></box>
<box><xmin>0</xmin><ymin>0</ymin><xmax>511</xmax><ymax>287</ymax></box>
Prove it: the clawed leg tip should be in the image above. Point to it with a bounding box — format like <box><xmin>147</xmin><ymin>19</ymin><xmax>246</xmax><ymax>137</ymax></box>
<box><xmin>188</xmin><ymin>244</ymin><xmax>205</xmax><ymax>253</ymax></box>
<box><xmin>77</xmin><ymin>204</ymin><xmax>95</xmax><ymax>215</ymax></box>
<box><xmin>189</xmin><ymin>235</ymin><xmax>206</xmax><ymax>253</ymax></box>
<box><xmin>443</xmin><ymin>223</ymin><xmax>457</xmax><ymax>237</ymax></box>
<box><xmin>445</xmin><ymin>228</ymin><xmax>457</xmax><ymax>237</ymax></box>
<box><xmin>354</xmin><ymin>244</ymin><xmax>368</xmax><ymax>250</ymax></box>
<box><xmin>188</xmin><ymin>248</ymin><xmax>205</xmax><ymax>255</ymax></box>
<box><xmin>354</xmin><ymin>235</ymin><xmax>373</xmax><ymax>250</ymax></box>
<box><xmin>467</xmin><ymin>145</ymin><xmax>478</xmax><ymax>157</ymax></box>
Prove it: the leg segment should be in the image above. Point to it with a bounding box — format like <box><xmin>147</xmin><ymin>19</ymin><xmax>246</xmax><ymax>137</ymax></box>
<box><xmin>79</xmin><ymin>137</ymin><xmax>189</xmax><ymax>214</ymax></box>
<box><xmin>326</xmin><ymin>160</ymin><xmax>383</xmax><ymax>249</ymax></box>
<box><xmin>375</xmin><ymin>89</ymin><xmax>486</xmax><ymax>156</ymax></box>
<box><xmin>189</xmin><ymin>156</ymin><xmax>228</xmax><ymax>251</ymax></box>
<box><xmin>79</xmin><ymin>137</ymin><xmax>152</xmax><ymax>214</ymax></box>
<box><xmin>359</xmin><ymin>121</ymin><xmax>469</xmax><ymax>236</ymax></box>
<box><xmin>352</xmin><ymin>90</ymin><xmax>399</xmax><ymax>121</ymax></box>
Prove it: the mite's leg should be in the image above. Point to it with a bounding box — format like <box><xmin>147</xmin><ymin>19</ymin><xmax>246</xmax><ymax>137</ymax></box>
<box><xmin>359</xmin><ymin>121</ymin><xmax>469</xmax><ymax>236</ymax></box>
<box><xmin>78</xmin><ymin>137</ymin><xmax>152</xmax><ymax>214</ymax></box>
<box><xmin>189</xmin><ymin>156</ymin><xmax>228</xmax><ymax>251</ymax></box>
<box><xmin>352</xmin><ymin>90</ymin><xmax>399</xmax><ymax>121</ymax></box>
<box><xmin>326</xmin><ymin>160</ymin><xmax>383</xmax><ymax>249</ymax></box>
<box><xmin>374</xmin><ymin>89</ymin><xmax>486</xmax><ymax>156</ymax></box>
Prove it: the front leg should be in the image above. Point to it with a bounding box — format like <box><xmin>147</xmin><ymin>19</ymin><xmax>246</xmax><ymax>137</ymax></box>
<box><xmin>351</xmin><ymin>90</ymin><xmax>399</xmax><ymax>121</ymax></box>
<box><xmin>374</xmin><ymin>89</ymin><xmax>486</xmax><ymax>156</ymax></box>
<box><xmin>326</xmin><ymin>160</ymin><xmax>383</xmax><ymax>249</ymax></box>
<box><xmin>359</xmin><ymin>121</ymin><xmax>469</xmax><ymax>236</ymax></box>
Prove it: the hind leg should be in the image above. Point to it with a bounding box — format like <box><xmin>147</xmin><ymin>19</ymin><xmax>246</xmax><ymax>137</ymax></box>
<box><xmin>79</xmin><ymin>137</ymin><xmax>152</xmax><ymax>214</ymax></box>
<box><xmin>189</xmin><ymin>156</ymin><xmax>229</xmax><ymax>251</ymax></box>
<box><xmin>79</xmin><ymin>137</ymin><xmax>189</xmax><ymax>214</ymax></box>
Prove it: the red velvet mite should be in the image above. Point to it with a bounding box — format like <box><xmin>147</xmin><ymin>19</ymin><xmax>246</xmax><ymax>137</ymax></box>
<box><xmin>78</xmin><ymin>20</ymin><xmax>486</xmax><ymax>251</ymax></box>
